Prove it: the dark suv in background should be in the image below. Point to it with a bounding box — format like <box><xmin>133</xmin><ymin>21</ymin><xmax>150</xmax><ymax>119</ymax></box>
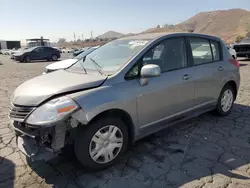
<box><xmin>13</xmin><ymin>46</ymin><xmax>61</xmax><ymax>62</ymax></box>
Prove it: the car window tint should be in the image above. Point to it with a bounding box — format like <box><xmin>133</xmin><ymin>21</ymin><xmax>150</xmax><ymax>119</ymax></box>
<box><xmin>125</xmin><ymin>64</ymin><xmax>140</xmax><ymax>78</ymax></box>
<box><xmin>189</xmin><ymin>38</ymin><xmax>213</xmax><ymax>65</ymax></box>
<box><xmin>143</xmin><ymin>37</ymin><xmax>187</xmax><ymax>72</ymax></box>
<box><xmin>210</xmin><ymin>40</ymin><xmax>221</xmax><ymax>61</ymax></box>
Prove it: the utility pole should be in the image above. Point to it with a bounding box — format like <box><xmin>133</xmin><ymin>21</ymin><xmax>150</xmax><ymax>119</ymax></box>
<box><xmin>82</xmin><ymin>34</ymin><xmax>84</xmax><ymax>41</ymax></box>
<box><xmin>91</xmin><ymin>31</ymin><xmax>93</xmax><ymax>39</ymax></box>
<box><xmin>74</xmin><ymin>32</ymin><xmax>76</xmax><ymax>42</ymax></box>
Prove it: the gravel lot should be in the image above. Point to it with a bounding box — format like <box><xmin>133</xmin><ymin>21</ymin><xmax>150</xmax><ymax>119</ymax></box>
<box><xmin>1</xmin><ymin>55</ymin><xmax>250</xmax><ymax>188</ymax></box>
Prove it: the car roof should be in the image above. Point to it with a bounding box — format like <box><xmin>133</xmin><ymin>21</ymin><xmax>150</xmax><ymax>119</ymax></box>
<box><xmin>119</xmin><ymin>32</ymin><xmax>221</xmax><ymax>42</ymax></box>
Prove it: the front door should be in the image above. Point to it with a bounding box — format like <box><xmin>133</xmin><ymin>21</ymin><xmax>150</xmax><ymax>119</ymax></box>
<box><xmin>136</xmin><ymin>37</ymin><xmax>195</xmax><ymax>128</ymax></box>
<box><xmin>30</xmin><ymin>47</ymin><xmax>44</xmax><ymax>60</ymax></box>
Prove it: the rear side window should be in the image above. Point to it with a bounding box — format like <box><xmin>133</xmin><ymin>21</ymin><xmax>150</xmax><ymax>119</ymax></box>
<box><xmin>210</xmin><ymin>40</ymin><xmax>221</xmax><ymax>61</ymax></box>
<box><xmin>189</xmin><ymin>38</ymin><xmax>213</xmax><ymax>65</ymax></box>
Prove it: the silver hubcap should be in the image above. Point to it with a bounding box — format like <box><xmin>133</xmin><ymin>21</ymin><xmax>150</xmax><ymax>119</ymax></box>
<box><xmin>221</xmin><ymin>89</ymin><xmax>233</xmax><ymax>112</ymax></box>
<box><xmin>89</xmin><ymin>125</ymin><xmax>123</xmax><ymax>164</ymax></box>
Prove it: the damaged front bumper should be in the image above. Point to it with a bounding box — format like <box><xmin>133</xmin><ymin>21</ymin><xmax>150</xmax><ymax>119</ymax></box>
<box><xmin>10</xmin><ymin>119</ymin><xmax>74</xmax><ymax>161</ymax></box>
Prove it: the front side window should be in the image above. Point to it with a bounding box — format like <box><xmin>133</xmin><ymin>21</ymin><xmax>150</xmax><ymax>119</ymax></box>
<box><xmin>33</xmin><ymin>47</ymin><xmax>43</xmax><ymax>53</ymax></box>
<box><xmin>142</xmin><ymin>37</ymin><xmax>187</xmax><ymax>72</ymax></box>
<box><xmin>68</xmin><ymin>39</ymin><xmax>150</xmax><ymax>75</ymax></box>
<box><xmin>189</xmin><ymin>38</ymin><xmax>213</xmax><ymax>65</ymax></box>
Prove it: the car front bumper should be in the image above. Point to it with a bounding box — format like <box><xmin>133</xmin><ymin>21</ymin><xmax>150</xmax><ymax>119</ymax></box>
<box><xmin>14</xmin><ymin>56</ymin><xmax>23</xmax><ymax>61</ymax></box>
<box><xmin>10</xmin><ymin>120</ymin><xmax>70</xmax><ymax>161</ymax></box>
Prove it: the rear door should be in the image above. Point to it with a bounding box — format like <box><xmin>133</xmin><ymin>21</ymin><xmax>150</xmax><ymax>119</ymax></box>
<box><xmin>44</xmin><ymin>47</ymin><xmax>53</xmax><ymax>59</ymax></box>
<box><xmin>187</xmin><ymin>37</ymin><xmax>223</xmax><ymax>106</ymax></box>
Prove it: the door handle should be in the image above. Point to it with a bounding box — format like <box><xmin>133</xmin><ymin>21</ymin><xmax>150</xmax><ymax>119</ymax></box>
<box><xmin>182</xmin><ymin>74</ymin><xmax>192</xmax><ymax>80</ymax></box>
<box><xmin>218</xmin><ymin>66</ymin><xmax>224</xmax><ymax>71</ymax></box>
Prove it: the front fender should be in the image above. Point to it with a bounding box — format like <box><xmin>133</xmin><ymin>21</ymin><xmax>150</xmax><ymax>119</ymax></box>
<box><xmin>66</xmin><ymin>85</ymin><xmax>139</xmax><ymax>136</ymax></box>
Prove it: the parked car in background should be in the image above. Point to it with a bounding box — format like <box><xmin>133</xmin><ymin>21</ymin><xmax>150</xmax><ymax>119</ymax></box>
<box><xmin>233</xmin><ymin>38</ymin><xmax>250</xmax><ymax>59</ymax></box>
<box><xmin>10</xmin><ymin>33</ymin><xmax>240</xmax><ymax>170</ymax></box>
<box><xmin>73</xmin><ymin>47</ymin><xmax>90</xmax><ymax>57</ymax></box>
<box><xmin>43</xmin><ymin>46</ymin><xmax>99</xmax><ymax>74</ymax></box>
<box><xmin>226</xmin><ymin>45</ymin><xmax>237</xmax><ymax>59</ymax></box>
<box><xmin>62</xmin><ymin>48</ymin><xmax>74</xmax><ymax>53</ymax></box>
<box><xmin>13</xmin><ymin>46</ymin><xmax>61</xmax><ymax>62</ymax></box>
<box><xmin>1</xmin><ymin>49</ymin><xmax>12</xmax><ymax>55</ymax></box>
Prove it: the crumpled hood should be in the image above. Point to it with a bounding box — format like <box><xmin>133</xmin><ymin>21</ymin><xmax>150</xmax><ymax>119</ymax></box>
<box><xmin>12</xmin><ymin>70</ymin><xmax>107</xmax><ymax>106</ymax></box>
<box><xmin>46</xmin><ymin>59</ymin><xmax>78</xmax><ymax>70</ymax></box>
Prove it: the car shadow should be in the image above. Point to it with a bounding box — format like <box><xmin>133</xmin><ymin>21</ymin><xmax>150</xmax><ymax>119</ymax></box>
<box><xmin>240</xmin><ymin>63</ymin><xmax>248</xmax><ymax>67</ymax></box>
<box><xmin>0</xmin><ymin>157</ymin><xmax>15</xmax><ymax>188</ymax></box>
<box><xmin>27</xmin><ymin>103</ymin><xmax>250</xmax><ymax>188</ymax></box>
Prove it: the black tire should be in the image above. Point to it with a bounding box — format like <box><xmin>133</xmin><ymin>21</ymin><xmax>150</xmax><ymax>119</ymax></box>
<box><xmin>24</xmin><ymin>56</ymin><xmax>31</xmax><ymax>63</ymax></box>
<box><xmin>51</xmin><ymin>54</ymin><xmax>58</xmax><ymax>61</ymax></box>
<box><xmin>215</xmin><ymin>84</ymin><xmax>235</xmax><ymax>116</ymax></box>
<box><xmin>74</xmin><ymin>117</ymin><xmax>129</xmax><ymax>170</ymax></box>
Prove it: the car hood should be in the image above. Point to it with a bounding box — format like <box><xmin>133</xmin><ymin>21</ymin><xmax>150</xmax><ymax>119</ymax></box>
<box><xmin>14</xmin><ymin>52</ymin><xmax>25</xmax><ymax>56</ymax></box>
<box><xmin>46</xmin><ymin>59</ymin><xmax>78</xmax><ymax>70</ymax></box>
<box><xmin>12</xmin><ymin>70</ymin><xmax>107</xmax><ymax>106</ymax></box>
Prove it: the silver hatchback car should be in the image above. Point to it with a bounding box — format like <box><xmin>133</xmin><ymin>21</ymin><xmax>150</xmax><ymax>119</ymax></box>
<box><xmin>10</xmin><ymin>33</ymin><xmax>240</xmax><ymax>170</ymax></box>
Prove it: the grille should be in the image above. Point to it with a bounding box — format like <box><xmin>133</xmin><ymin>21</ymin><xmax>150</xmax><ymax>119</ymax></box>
<box><xmin>9</xmin><ymin>104</ymin><xmax>35</xmax><ymax>122</ymax></box>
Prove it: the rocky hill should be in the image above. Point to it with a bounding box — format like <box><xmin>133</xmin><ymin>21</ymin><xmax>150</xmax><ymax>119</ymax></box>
<box><xmin>97</xmin><ymin>31</ymin><xmax>124</xmax><ymax>39</ymax></box>
<box><xmin>143</xmin><ymin>9</ymin><xmax>250</xmax><ymax>42</ymax></box>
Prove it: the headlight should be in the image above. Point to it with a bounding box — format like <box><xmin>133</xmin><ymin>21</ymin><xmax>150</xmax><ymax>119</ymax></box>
<box><xmin>26</xmin><ymin>96</ymin><xmax>79</xmax><ymax>125</ymax></box>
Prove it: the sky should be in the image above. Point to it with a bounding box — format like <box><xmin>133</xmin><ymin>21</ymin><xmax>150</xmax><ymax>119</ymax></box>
<box><xmin>1</xmin><ymin>0</ymin><xmax>250</xmax><ymax>42</ymax></box>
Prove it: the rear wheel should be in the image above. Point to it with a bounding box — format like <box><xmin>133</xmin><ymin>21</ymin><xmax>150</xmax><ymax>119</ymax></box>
<box><xmin>215</xmin><ymin>84</ymin><xmax>235</xmax><ymax>116</ymax></box>
<box><xmin>51</xmin><ymin>54</ymin><xmax>58</xmax><ymax>61</ymax></box>
<box><xmin>74</xmin><ymin>117</ymin><xmax>129</xmax><ymax>170</ymax></box>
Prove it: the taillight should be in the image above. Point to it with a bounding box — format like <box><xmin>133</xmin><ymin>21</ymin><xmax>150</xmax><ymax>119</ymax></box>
<box><xmin>228</xmin><ymin>58</ymin><xmax>240</xmax><ymax>68</ymax></box>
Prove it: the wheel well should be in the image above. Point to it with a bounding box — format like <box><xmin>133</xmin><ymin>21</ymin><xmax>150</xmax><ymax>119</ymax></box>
<box><xmin>87</xmin><ymin>109</ymin><xmax>135</xmax><ymax>145</ymax></box>
<box><xmin>225</xmin><ymin>80</ymin><xmax>237</xmax><ymax>100</ymax></box>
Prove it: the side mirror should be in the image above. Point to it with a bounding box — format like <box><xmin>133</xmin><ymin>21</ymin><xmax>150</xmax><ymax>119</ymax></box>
<box><xmin>141</xmin><ymin>64</ymin><xmax>161</xmax><ymax>78</ymax></box>
<box><xmin>140</xmin><ymin>64</ymin><xmax>161</xmax><ymax>86</ymax></box>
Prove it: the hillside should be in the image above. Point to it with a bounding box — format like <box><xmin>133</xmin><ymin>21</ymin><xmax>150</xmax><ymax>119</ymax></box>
<box><xmin>143</xmin><ymin>9</ymin><xmax>250</xmax><ymax>42</ymax></box>
<box><xmin>97</xmin><ymin>31</ymin><xmax>124</xmax><ymax>39</ymax></box>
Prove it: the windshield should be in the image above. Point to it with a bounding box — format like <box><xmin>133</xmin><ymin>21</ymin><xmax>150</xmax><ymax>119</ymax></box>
<box><xmin>68</xmin><ymin>39</ymin><xmax>150</xmax><ymax>74</ymax></box>
<box><xmin>74</xmin><ymin>47</ymin><xmax>97</xmax><ymax>59</ymax></box>
<box><xmin>23</xmin><ymin>46</ymin><xmax>37</xmax><ymax>52</ymax></box>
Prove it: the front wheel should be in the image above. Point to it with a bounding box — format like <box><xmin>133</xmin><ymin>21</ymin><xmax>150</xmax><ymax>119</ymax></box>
<box><xmin>24</xmin><ymin>56</ymin><xmax>31</xmax><ymax>63</ymax></box>
<box><xmin>74</xmin><ymin>117</ymin><xmax>129</xmax><ymax>170</ymax></box>
<box><xmin>215</xmin><ymin>84</ymin><xmax>235</xmax><ymax>116</ymax></box>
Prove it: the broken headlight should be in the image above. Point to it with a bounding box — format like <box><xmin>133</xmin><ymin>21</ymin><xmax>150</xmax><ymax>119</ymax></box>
<box><xmin>26</xmin><ymin>96</ymin><xmax>79</xmax><ymax>126</ymax></box>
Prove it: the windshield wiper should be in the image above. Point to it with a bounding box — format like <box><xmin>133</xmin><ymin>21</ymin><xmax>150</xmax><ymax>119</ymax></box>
<box><xmin>78</xmin><ymin>59</ymin><xmax>87</xmax><ymax>74</ymax></box>
<box><xmin>88</xmin><ymin>57</ymin><xmax>106</xmax><ymax>76</ymax></box>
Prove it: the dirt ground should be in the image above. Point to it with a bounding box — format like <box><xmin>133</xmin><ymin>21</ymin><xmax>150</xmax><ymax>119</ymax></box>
<box><xmin>1</xmin><ymin>55</ymin><xmax>250</xmax><ymax>188</ymax></box>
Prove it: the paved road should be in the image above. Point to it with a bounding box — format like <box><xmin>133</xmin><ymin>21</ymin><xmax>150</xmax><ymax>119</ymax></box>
<box><xmin>1</xmin><ymin>55</ymin><xmax>250</xmax><ymax>188</ymax></box>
